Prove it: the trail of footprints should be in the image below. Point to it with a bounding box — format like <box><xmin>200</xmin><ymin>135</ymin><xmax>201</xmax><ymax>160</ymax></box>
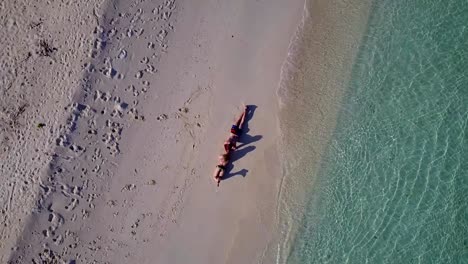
<box><xmin>11</xmin><ymin>1</ymin><xmax>179</xmax><ymax>263</ymax></box>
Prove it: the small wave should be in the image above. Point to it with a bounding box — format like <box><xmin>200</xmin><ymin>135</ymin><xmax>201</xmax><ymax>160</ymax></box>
<box><xmin>272</xmin><ymin>1</ymin><xmax>311</xmax><ymax>263</ymax></box>
<box><xmin>271</xmin><ymin>0</ymin><xmax>374</xmax><ymax>262</ymax></box>
<box><xmin>277</xmin><ymin>1</ymin><xmax>309</xmax><ymax>109</ymax></box>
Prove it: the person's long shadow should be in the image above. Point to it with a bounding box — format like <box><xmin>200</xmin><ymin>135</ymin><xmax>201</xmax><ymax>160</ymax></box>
<box><xmin>223</xmin><ymin>105</ymin><xmax>261</xmax><ymax>181</ymax></box>
<box><xmin>237</xmin><ymin>105</ymin><xmax>262</xmax><ymax>148</ymax></box>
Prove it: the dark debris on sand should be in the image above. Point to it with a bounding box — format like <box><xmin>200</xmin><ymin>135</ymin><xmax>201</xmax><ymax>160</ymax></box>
<box><xmin>37</xmin><ymin>40</ymin><xmax>57</xmax><ymax>57</ymax></box>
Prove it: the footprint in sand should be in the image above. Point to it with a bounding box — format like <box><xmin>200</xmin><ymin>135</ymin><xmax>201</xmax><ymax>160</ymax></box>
<box><xmin>156</xmin><ymin>114</ymin><xmax>168</xmax><ymax>121</ymax></box>
<box><xmin>118</xmin><ymin>49</ymin><xmax>127</xmax><ymax>59</ymax></box>
<box><xmin>136</xmin><ymin>28</ymin><xmax>144</xmax><ymax>38</ymax></box>
<box><xmin>47</xmin><ymin>212</ymin><xmax>65</xmax><ymax>229</ymax></box>
<box><xmin>148</xmin><ymin>42</ymin><xmax>156</xmax><ymax>49</ymax></box>
<box><xmin>128</xmin><ymin>108</ymin><xmax>145</xmax><ymax>120</ymax></box>
<box><xmin>126</xmin><ymin>28</ymin><xmax>134</xmax><ymax>38</ymax></box>
<box><xmin>65</xmin><ymin>198</ymin><xmax>79</xmax><ymax>211</ymax></box>
<box><xmin>157</xmin><ymin>29</ymin><xmax>167</xmax><ymax>40</ymax></box>
<box><xmin>69</xmin><ymin>144</ymin><xmax>84</xmax><ymax>153</ymax></box>
<box><xmin>146</xmin><ymin>64</ymin><xmax>156</xmax><ymax>73</ymax></box>
<box><xmin>135</xmin><ymin>70</ymin><xmax>144</xmax><ymax>79</ymax></box>
<box><xmin>125</xmin><ymin>85</ymin><xmax>140</xmax><ymax>97</ymax></box>
<box><xmin>140</xmin><ymin>57</ymin><xmax>149</xmax><ymax>64</ymax></box>
<box><xmin>95</xmin><ymin>90</ymin><xmax>112</xmax><ymax>102</ymax></box>
<box><xmin>121</xmin><ymin>184</ymin><xmax>136</xmax><ymax>192</ymax></box>
<box><xmin>53</xmin><ymin>234</ymin><xmax>64</xmax><ymax>245</ymax></box>
<box><xmin>83</xmin><ymin>62</ymin><xmax>96</xmax><ymax>73</ymax></box>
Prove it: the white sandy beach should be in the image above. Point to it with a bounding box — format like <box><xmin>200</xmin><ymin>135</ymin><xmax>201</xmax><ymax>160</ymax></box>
<box><xmin>1</xmin><ymin>0</ymin><xmax>304</xmax><ymax>263</ymax></box>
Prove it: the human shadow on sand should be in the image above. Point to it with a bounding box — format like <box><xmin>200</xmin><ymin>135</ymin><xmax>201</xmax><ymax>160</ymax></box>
<box><xmin>223</xmin><ymin>105</ymin><xmax>261</xmax><ymax>181</ymax></box>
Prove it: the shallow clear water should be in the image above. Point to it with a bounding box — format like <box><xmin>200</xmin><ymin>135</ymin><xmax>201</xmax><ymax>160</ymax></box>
<box><xmin>287</xmin><ymin>0</ymin><xmax>468</xmax><ymax>263</ymax></box>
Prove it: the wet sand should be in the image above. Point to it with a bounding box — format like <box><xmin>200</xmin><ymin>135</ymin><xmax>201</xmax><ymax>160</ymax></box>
<box><xmin>275</xmin><ymin>0</ymin><xmax>372</xmax><ymax>262</ymax></box>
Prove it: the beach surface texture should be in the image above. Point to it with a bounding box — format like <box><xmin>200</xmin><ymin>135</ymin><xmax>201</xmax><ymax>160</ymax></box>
<box><xmin>1</xmin><ymin>0</ymin><xmax>304</xmax><ymax>263</ymax></box>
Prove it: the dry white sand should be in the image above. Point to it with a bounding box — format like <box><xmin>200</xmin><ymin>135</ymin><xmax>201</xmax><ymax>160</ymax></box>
<box><xmin>1</xmin><ymin>0</ymin><xmax>304</xmax><ymax>263</ymax></box>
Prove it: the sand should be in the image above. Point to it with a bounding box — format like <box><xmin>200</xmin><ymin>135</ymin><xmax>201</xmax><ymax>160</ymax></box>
<box><xmin>0</xmin><ymin>0</ymin><xmax>106</xmax><ymax>260</ymax></box>
<box><xmin>1</xmin><ymin>0</ymin><xmax>304</xmax><ymax>263</ymax></box>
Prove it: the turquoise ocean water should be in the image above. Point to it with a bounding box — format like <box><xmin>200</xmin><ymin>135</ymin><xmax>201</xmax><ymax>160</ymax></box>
<box><xmin>286</xmin><ymin>0</ymin><xmax>468</xmax><ymax>263</ymax></box>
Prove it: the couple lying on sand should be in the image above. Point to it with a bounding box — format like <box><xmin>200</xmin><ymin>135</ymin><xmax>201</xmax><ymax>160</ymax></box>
<box><xmin>213</xmin><ymin>106</ymin><xmax>248</xmax><ymax>186</ymax></box>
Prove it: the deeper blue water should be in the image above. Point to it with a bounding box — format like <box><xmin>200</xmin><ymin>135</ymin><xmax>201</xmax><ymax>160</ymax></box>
<box><xmin>288</xmin><ymin>0</ymin><xmax>468</xmax><ymax>263</ymax></box>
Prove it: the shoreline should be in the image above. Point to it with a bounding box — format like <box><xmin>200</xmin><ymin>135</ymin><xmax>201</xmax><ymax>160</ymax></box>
<box><xmin>274</xmin><ymin>0</ymin><xmax>373</xmax><ymax>262</ymax></box>
<box><xmin>276</xmin><ymin>0</ymin><xmax>468</xmax><ymax>262</ymax></box>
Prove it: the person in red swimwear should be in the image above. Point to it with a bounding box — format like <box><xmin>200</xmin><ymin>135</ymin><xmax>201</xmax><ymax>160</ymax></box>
<box><xmin>224</xmin><ymin>106</ymin><xmax>248</xmax><ymax>153</ymax></box>
<box><xmin>214</xmin><ymin>106</ymin><xmax>248</xmax><ymax>187</ymax></box>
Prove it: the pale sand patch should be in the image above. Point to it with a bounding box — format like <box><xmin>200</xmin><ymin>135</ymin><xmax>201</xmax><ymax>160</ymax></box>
<box><xmin>133</xmin><ymin>1</ymin><xmax>304</xmax><ymax>263</ymax></box>
<box><xmin>4</xmin><ymin>0</ymin><xmax>303</xmax><ymax>263</ymax></box>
